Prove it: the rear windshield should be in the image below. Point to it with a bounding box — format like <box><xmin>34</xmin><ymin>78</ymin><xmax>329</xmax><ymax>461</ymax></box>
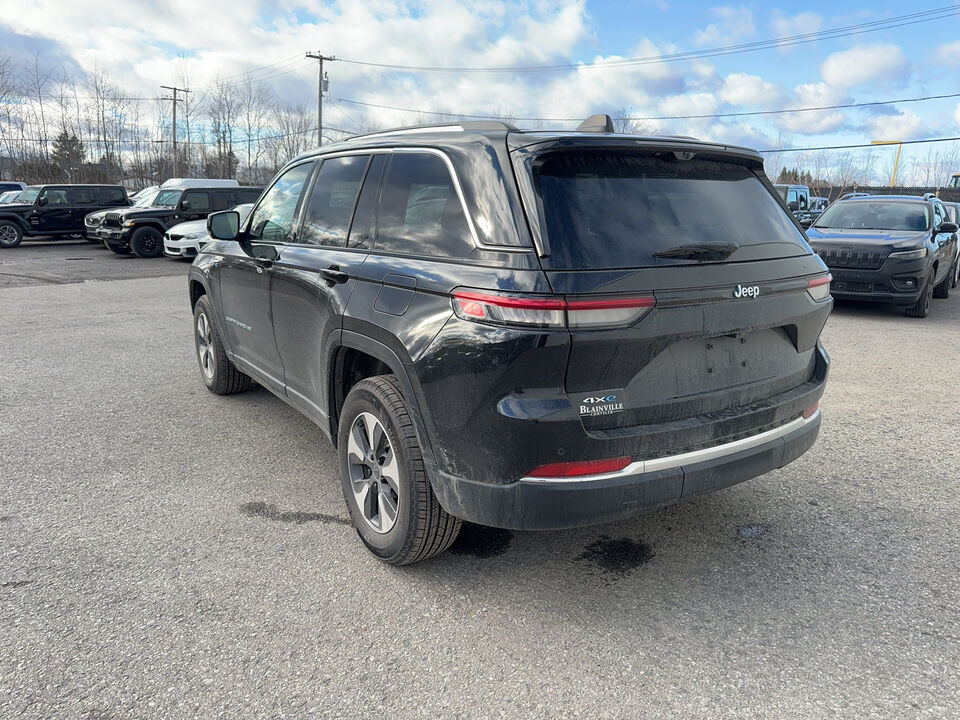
<box><xmin>531</xmin><ymin>151</ymin><xmax>808</xmax><ymax>269</ymax></box>
<box><xmin>814</xmin><ymin>201</ymin><xmax>929</xmax><ymax>231</ymax></box>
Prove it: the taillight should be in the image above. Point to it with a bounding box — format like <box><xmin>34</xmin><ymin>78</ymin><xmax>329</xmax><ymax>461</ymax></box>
<box><xmin>807</xmin><ymin>274</ymin><xmax>832</xmax><ymax>302</ymax></box>
<box><xmin>525</xmin><ymin>456</ymin><xmax>632</xmax><ymax>479</ymax></box>
<box><xmin>802</xmin><ymin>402</ymin><xmax>819</xmax><ymax>419</ymax></box>
<box><xmin>452</xmin><ymin>290</ymin><xmax>655</xmax><ymax>329</ymax></box>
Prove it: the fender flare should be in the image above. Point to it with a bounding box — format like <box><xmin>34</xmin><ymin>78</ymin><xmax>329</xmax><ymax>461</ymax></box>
<box><xmin>0</xmin><ymin>214</ymin><xmax>31</xmax><ymax>234</ymax></box>
<box><xmin>332</xmin><ymin>329</ymin><xmax>441</xmax><ymax>490</ymax></box>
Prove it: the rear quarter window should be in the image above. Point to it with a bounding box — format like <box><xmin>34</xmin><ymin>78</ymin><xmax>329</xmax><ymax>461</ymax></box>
<box><xmin>374</xmin><ymin>153</ymin><xmax>473</xmax><ymax>258</ymax></box>
<box><xmin>531</xmin><ymin>151</ymin><xmax>809</xmax><ymax>269</ymax></box>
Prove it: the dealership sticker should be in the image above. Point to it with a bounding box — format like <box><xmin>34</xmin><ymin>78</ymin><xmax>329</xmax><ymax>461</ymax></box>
<box><xmin>579</xmin><ymin>393</ymin><xmax>624</xmax><ymax>417</ymax></box>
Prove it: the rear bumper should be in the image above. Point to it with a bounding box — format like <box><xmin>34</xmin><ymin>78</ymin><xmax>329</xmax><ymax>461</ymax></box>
<box><xmin>432</xmin><ymin>410</ymin><xmax>821</xmax><ymax>530</ymax></box>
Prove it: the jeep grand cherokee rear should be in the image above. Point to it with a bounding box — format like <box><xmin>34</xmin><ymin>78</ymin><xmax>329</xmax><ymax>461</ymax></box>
<box><xmin>190</xmin><ymin>117</ymin><xmax>831</xmax><ymax>565</ymax></box>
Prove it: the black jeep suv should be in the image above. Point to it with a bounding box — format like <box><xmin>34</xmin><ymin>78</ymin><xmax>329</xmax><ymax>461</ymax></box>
<box><xmin>188</xmin><ymin>116</ymin><xmax>832</xmax><ymax>564</ymax></box>
<box><xmin>0</xmin><ymin>184</ymin><xmax>128</xmax><ymax>248</ymax></box>
<box><xmin>806</xmin><ymin>195</ymin><xmax>958</xmax><ymax>317</ymax></box>
<box><xmin>99</xmin><ymin>185</ymin><xmax>262</xmax><ymax>257</ymax></box>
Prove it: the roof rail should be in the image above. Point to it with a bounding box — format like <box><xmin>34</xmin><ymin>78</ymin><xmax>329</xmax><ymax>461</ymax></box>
<box><xmin>576</xmin><ymin>114</ymin><xmax>615</xmax><ymax>133</ymax></box>
<box><xmin>344</xmin><ymin>119</ymin><xmax>518</xmax><ymax>142</ymax></box>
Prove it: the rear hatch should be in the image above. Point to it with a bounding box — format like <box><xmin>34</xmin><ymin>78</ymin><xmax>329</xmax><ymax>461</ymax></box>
<box><xmin>515</xmin><ymin>142</ymin><xmax>830</xmax><ymax>448</ymax></box>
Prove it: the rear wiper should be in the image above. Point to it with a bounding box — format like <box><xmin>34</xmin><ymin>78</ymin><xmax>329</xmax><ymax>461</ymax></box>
<box><xmin>653</xmin><ymin>242</ymin><xmax>739</xmax><ymax>261</ymax></box>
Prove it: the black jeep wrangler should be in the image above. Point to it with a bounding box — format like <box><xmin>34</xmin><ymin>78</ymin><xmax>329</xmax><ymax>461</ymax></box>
<box><xmin>98</xmin><ymin>185</ymin><xmax>262</xmax><ymax>258</ymax></box>
<box><xmin>189</xmin><ymin>116</ymin><xmax>832</xmax><ymax>564</ymax></box>
<box><xmin>0</xmin><ymin>184</ymin><xmax>128</xmax><ymax>248</ymax></box>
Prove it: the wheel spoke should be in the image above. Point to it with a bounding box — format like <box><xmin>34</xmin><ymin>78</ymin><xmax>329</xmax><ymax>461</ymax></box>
<box><xmin>380</xmin><ymin>446</ymin><xmax>400</xmax><ymax>495</ymax></box>
<box><xmin>349</xmin><ymin>418</ymin><xmax>372</xmax><ymax>461</ymax></box>
<box><xmin>378</xmin><ymin>486</ymin><xmax>398</xmax><ymax>528</ymax></box>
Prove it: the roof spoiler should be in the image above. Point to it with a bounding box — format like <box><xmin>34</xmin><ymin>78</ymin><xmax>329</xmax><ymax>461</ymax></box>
<box><xmin>576</xmin><ymin>114</ymin><xmax>615</xmax><ymax>133</ymax></box>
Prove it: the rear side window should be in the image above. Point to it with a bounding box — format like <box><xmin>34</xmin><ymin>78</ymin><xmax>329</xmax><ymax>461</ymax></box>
<box><xmin>374</xmin><ymin>153</ymin><xmax>473</xmax><ymax>258</ymax></box>
<box><xmin>213</xmin><ymin>191</ymin><xmax>236</xmax><ymax>211</ymax></box>
<box><xmin>532</xmin><ymin>151</ymin><xmax>809</xmax><ymax>269</ymax></box>
<box><xmin>182</xmin><ymin>191</ymin><xmax>210</xmax><ymax>211</ymax></box>
<box><xmin>239</xmin><ymin>188</ymin><xmax>263</xmax><ymax>203</ymax></box>
<box><xmin>70</xmin><ymin>188</ymin><xmax>97</xmax><ymax>205</ymax></box>
<box><xmin>99</xmin><ymin>187</ymin><xmax>126</xmax><ymax>205</ymax></box>
<box><xmin>300</xmin><ymin>155</ymin><xmax>368</xmax><ymax>247</ymax></box>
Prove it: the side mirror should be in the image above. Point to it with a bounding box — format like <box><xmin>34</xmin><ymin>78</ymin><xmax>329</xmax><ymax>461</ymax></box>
<box><xmin>800</xmin><ymin>218</ymin><xmax>812</xmax><ymax>229</ymax></box>
<box><xmin>37</xmin><ymin>196</ymin><xmax>48</xmax><ymax>206</ymax></box>
<box><xmin>939</xmin><ymin>221</ymin><xmax>958</xmax><ymax>233</ymax></box>
<box><xmin>208</xmin><ymin>210</ymin><xmax>240</xmax><ymax>241</ymax></box>
<box><xmin>788</xmin><ymin>201</ymin><xmax>799</xmax><ymax>211</ymax></box>
<box><xmin>180</xmin><ymin>200</ymin><xmax>191</xmax><ymax>210</ymax></box>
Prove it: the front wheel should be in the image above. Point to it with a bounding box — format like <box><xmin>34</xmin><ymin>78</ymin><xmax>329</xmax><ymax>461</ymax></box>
<box><xmin>0</xmin><ymin>221</ymin><xmax>23</xmax><ymax>248</ymax></box>
<box><xmin>193</xmin><ymin>295</ymin><xmax>251</xmax><ymax>395</ymax></box>
<box><xmin>130</xmin><ymin>226</ymin><xmax>164</xmax><ymax>258</ymax></box>
<box><xmin>905</xmin><ymin>273</ymin><xmax>934</xmax><ymax>318</ymax></box>
<box><xmin>338</xmin><ymin>375</ymin><xmax>461</xmax><ymax>565</ymax></box>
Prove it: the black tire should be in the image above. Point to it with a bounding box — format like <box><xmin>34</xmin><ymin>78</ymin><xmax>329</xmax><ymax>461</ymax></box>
<box><xmin>338</xmin><ymin>375</ymin><xmax>461</xmax><ymax>565</ymax></box>
<box><xmin>130</xmin><ymin>226</ymin><xmax>164</xmax><ymax>258</ymax></box>
<box><xmin>106</xmin><ymin>241</ymin><xmax>130</xmax><ymax>255</ymax></box>
<box><xmin>905</xmin><ymin>273</ymin><xmax>934</xmax><ymax>318</ymax></box>
<box><xmin>0</xmin><ymin>220</ymin><xmax>23</xmax><ymax>248</ymax></box>
<box><xmin>193</xmin><ymin>295</ymin><xmax>251</xmax><ymax>395</ymax></box>
<box><xmin>933</xmin><ymin>265</ymin><xmax>951</xmax><ymax>299</ymax></box>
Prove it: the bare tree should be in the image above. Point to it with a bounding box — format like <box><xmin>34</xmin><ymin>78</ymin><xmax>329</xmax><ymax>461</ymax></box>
<box><xmin>236</xmin><ymin>74</ymin><xmax>272</xmax><ymax>183</ymax></box>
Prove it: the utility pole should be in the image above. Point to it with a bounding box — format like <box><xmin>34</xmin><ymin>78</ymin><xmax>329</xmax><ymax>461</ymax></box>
<box><xmin>305</xmin><ymin>52</ymin><xmax>335</xmax><ymax>145</ymax></box>
<box><xmin>161</xmin><ymin>85</ymin><xmax>191</xmax><ymax>177</ymax></box>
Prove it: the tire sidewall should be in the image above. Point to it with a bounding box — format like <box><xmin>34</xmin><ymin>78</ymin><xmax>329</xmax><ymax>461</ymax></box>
<box><xmin>131</xmin><ymin>227</ymin><xmax>163</xmax><ymax>258</ymax></box>
<box><xmin>338</xmin><ymin>384</ymin><xmax>416</xmax><ymax>559</ymax></box>
<box><xmin>0</xmin><ymin>221</ymin><xmax>23</xmax><ymax>248</ymax></box>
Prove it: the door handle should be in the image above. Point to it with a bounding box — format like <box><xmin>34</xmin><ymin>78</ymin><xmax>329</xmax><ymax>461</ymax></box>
<box><xmin>320</xmin><ymin>265</ymin><xmax>349</xmax><ymax>284</ymax></box>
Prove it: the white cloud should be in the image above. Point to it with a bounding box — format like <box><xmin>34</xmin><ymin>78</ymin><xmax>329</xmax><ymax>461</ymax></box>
<box><xmin>769</xmin><ymin>10</ymin><xmax>823</xmax><ymax>49</ymax></box>
<box><xmin>954</xmin><ymin>102</ymin><xmax>960</xmax><ymax>129</ymax></box>
<box><xmin>933</xmin><ymin>40</ymin><xmax>960</xmax><ymax>67</ymax></box>
<box><xmin>865</xmin><ymin>109</ymin><xmax>924</xmax><ymax>141</ymax></box>
<box><xmin>820</xmin><ymin>44</ymin><xmax>910</xmax><ymax>89</ymax></box>
<box><xmin>693</xmin><ymin>6</ymin><xmax>755</xmax><ymax>47</ymax></box>
<box><xmin>718</xmin><ymin>72</ymin><xmax>782</xmax><ymax>107</ymax></box>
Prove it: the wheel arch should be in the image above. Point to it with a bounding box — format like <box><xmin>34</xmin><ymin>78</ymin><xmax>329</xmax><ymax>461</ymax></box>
<box><xmin>330</xmin><ymin>331</ymin><xmax>440</xmax><ymax>488</ymax></box>
<box><xmin>0</xmin><ymin>214</ymin><xmax>30</xmax><ymax>233</ymax></box>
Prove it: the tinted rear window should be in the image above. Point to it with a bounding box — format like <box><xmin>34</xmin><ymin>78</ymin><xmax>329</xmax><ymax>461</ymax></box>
<box><xmin>532</xmin><ymin>151</ymin><xmax>808</xmax><ymax>269</ymax></box>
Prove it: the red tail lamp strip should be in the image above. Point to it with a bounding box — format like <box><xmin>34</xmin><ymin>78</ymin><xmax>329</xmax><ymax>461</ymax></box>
<box><xmin>526</xmin><ymin>456</ymin><xmax>632</xmax><ymax>478</ymax></box>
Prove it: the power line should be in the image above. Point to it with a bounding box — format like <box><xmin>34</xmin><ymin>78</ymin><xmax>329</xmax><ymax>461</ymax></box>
<box><xmin>759</xmin><ymin>136</ymin><xmax>960</xmax><ymax>153</ymax></box>
<box><xmin>337</xmin><ymin>6</ymin><xmax>959</xmax><ymax>73</ymax></box>
<box><xmin>335</xmin><ymin>90</ymin><xmax>960</xmax><ymax>123</ymax></box>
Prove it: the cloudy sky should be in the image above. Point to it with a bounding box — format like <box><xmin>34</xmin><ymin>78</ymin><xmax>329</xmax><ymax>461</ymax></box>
<box><xmin>2</xmin><ymin>0</ymin><xmax>960</xmax><ymax>158</ymax></box>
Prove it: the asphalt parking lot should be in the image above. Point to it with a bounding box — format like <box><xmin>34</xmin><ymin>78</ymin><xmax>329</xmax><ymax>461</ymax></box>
<box><xmin>2</xmin><ymin>242</ymin><xmax>959</xmax><ymax>719</ymax></box>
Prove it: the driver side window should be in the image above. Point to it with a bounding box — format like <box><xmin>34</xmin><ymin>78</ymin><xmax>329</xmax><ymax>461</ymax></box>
<box><xmin>247</xmin><ymin>163</ymin><xmax>315</xmax><ymax>243</ymax></box>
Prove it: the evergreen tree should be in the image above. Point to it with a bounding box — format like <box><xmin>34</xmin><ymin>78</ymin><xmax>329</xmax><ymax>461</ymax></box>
<box><xmin>51</xmin><ymin>131</ymin><xmax>85</xmax><ymax>180</ymax></box>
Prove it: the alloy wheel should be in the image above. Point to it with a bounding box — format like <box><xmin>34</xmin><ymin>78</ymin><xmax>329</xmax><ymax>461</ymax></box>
<box><xmin>196</xmin><ymin>311</ymin><xmax>215</xmax><ymax>380</ymax></box>
<box><xmin>0</xmin><ymin>225</ymin><xmax>18</xmax><ymax>246</ymax></box>
<box><xmin>346</xmin><ymin>412</ymin><xmax>400</xmax><ymax>534</ymax></box>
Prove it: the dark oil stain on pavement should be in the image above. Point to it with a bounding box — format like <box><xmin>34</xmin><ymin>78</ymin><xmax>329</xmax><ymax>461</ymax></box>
<box><xmin>240</xmin><ymin>501</ymin><xmax>351</xmax><ymax>526</ymax></box>
<box><xmin>449</xmin><ymin>523</ymin><xmax>512</xmax><ymax>558</ymax></box>
<box><xmin>0</xmin><ymin>516</ymin><xmax>13</xmax><ymax>522</ymax></box>
<box><xmin>577</xmin><ymin>535</ymin><xmax>653</xmax><ymax>576</ymax></box>
<box><xmin>2</xmin><ymin>580</ymin><xmax>34</xmax><ymax>589</ymax></box>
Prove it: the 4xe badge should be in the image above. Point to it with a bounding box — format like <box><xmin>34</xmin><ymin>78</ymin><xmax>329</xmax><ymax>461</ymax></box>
<box><xmin>580</xmin><ymin>394</ymin><xmax>624</xmax><ymax>417</ymax></box>
<box><xmin>733</xmin><ymin>284</ymin><xmax>760</xmax><ymax>298</ymax></box>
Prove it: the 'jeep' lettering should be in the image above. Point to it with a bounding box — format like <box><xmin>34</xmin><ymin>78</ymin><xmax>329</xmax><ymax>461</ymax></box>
<box><xmin>733</xmin><ymin>284</ymin><xmax>760</xmax><ymax>298</ymax></box>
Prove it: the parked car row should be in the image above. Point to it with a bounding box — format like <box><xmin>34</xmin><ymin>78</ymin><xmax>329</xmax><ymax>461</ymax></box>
<box><xmin>0</xmin><ymin>178</ymin><xmax>263</xmax><ymax>255</ymax></box>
